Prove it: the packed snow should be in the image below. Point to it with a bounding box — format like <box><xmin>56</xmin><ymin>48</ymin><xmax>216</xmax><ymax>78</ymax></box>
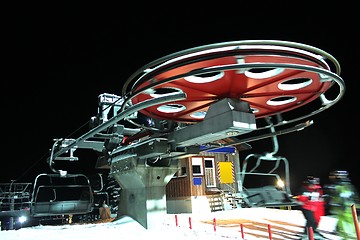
<box><xmin>0</xmin><ymin>207</ymin><xmax>345</xmax><ymax>240</ymax></box>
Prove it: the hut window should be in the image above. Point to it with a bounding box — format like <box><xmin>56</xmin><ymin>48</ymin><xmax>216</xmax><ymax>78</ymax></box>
<box><xmin>173</xmin><ymin>159</ymin><xmax>187</xmax><ymax>178</ymax></box>
<box><xmin>191</xmin><ymin>157</ymin><xmax>203</xmax><ymax>176</ymax></box>
<box><xmin>177</xmin><ymin>167</ymin><xmax>187</xmax><ymax>177</ymax></box>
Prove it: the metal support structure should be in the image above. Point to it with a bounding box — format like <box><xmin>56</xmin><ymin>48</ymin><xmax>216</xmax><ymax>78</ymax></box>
<box><xmin>41</xmin><ymin>40</ymin><xmax>345</xmax><ymax>229</ymax></box>
<box><xmin>110</xmin><ymin>158</ymin><xmax>179</xmax><ymax>229</ymax></box>
<box><xmin>107</xmin><ymin>98</ymin><xmax>254</xmax><ymax>228</ymax></box>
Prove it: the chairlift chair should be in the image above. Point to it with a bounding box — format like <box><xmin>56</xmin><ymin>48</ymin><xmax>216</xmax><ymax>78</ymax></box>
<box><xmin>30</xmin><ymin>173</ymin><xmax>94</xmax><ymax>217</ymax></box>
<box><xmin>238</xmin><ymin>117</ymin><xmax>300</xmax><ymax>208</ymax></box>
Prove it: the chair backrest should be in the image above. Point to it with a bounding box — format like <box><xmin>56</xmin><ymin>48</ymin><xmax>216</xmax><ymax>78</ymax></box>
<box><xmin>30</xmin><ymin>173</ymin><xmax>94</xmax><ymax>216</ymax></box>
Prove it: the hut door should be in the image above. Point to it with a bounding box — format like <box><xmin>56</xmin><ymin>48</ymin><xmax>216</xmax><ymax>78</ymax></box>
<box><xmin>204</xmin><ymin>157</ymin><xmax>216</xmax><ymax>187</ymax></box>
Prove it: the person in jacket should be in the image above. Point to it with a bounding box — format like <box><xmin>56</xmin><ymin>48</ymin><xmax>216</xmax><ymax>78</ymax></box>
<box><xmin>325</xmin><ymin>170</ymin><xmax>360</xmax><ymax>239</ymax></box>
<box><xmin>296</xmin><ymin>175</ymin><xmax>326</xmax><ymax>239</ymax></box>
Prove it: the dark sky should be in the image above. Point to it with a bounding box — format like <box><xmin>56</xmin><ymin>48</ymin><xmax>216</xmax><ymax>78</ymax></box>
<box><xmin>3</xmin><ymin>6</ymin><xmax>358</xmax><ymax>193</ymax></box>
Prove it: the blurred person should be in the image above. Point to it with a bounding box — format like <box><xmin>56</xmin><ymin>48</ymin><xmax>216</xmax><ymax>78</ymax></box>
<box><xmin>99</xmin><ymin>200</ymin><xmax>111</xmax><ymax>220</ymax></box>
<box><xmin>295</xmin><ymin>175</ymin><xmax>326</xmax><ymax>239</ymax></box>
<box><xmin>324</xmin><ymin>170</ymin><xmax>360</xmax><ymax>239</ymax></box>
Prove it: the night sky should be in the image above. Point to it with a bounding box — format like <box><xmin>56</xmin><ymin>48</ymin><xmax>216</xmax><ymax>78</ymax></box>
<box><xmin>3</xmin><ymin>5</ymin><xmax>358</xmax><ymax>194</ymax></box>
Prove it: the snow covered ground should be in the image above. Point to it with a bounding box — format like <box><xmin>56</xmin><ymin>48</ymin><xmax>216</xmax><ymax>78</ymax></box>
<box><xmin>0</xmin><ymin>208</ymin><xmax>345</xmax><ymax>240</ymax></box>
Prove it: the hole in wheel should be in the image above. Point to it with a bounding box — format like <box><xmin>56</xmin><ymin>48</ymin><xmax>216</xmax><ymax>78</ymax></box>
<box><xmin>190</xmin><ymin>111</ymin><xmax>207</xmax><ymax>119</ymax></box>
<box><xmin>149</xmin><ymin>87</ymin><xmax>183</xmax><ymax>98</ymax></box>
<box><xmin>278</xmin><ymin>78</ymin><xmax>313</xmax><ymax>90</ymax></box>
<box><xmin>184</xmin><ymin>71</ymin><xmax>224</xmax><ymax>83</ymax></box>
<box><xmin>245</xmin><ymin>68</ymin><xmax>284</xmax><ymax>79</ymax></box>
<box><xmin>267</xmin><ymin>96</ymin><xmax>296</xmax><ymax>106</ymax></box>
<box><xmin>157</xmin><ymin>104</ymin><xmax>186</xmax><ymax>113</ymax></box>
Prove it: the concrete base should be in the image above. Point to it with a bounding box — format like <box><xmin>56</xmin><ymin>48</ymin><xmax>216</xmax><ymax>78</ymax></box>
<box><xmin>111</xmin><ymin>158</ymin><xmax>180</xmax><ymax>229</ymax></box>
<box><xmin>167</xmin><ymin>196</ymin><xmax>211</xmax><ymax>214</ymax></box>
<box><xmin>117</xmin><ymin>186</ymin><xmax>168</xmax><ymax>229</ymax></box>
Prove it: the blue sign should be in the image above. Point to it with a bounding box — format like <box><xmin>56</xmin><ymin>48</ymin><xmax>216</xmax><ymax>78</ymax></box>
<box><xmin>193</xmin><ymin>177</ymin><xmax>202</xmax><ymax>185</ymax></box>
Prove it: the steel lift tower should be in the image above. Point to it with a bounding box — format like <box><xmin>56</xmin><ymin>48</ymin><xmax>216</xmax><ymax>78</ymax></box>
<box><xmin>46</xmin><ymin>40</ymin><xmax>345</xmax><ymax>229</ymax></box>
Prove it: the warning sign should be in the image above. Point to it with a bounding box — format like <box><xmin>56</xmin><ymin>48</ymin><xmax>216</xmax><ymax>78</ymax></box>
<box><xmin>217</xmin><ymin>162</ymin><xmax>234</xmax><ymax>184</ymax></box>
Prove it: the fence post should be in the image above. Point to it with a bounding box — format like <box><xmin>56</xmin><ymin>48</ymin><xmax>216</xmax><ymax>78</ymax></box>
<box><xmin>351</xmin><ymin>204</ymin><xmax>360</xmax><ymax>240</ymax></box>
<box><xmin>308</xmin><ymin>226</ymin><xmax>314</xmax><ymax>240</ymax></box>
<box><xmin>240</xmin><ymin>223</ymin><xmax>244</xmax><ymax>239</ymax></box>
<box><xmin>267</xmin><ymin>224</ymin><xmax>272</xmax><ymax>240</ymax></box>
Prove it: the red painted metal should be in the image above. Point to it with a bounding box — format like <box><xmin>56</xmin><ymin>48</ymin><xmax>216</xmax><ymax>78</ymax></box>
<box><xmin>130</xmin><ymin>51</ymin><xmax>333</xmax><ymax>123</ymax></box>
